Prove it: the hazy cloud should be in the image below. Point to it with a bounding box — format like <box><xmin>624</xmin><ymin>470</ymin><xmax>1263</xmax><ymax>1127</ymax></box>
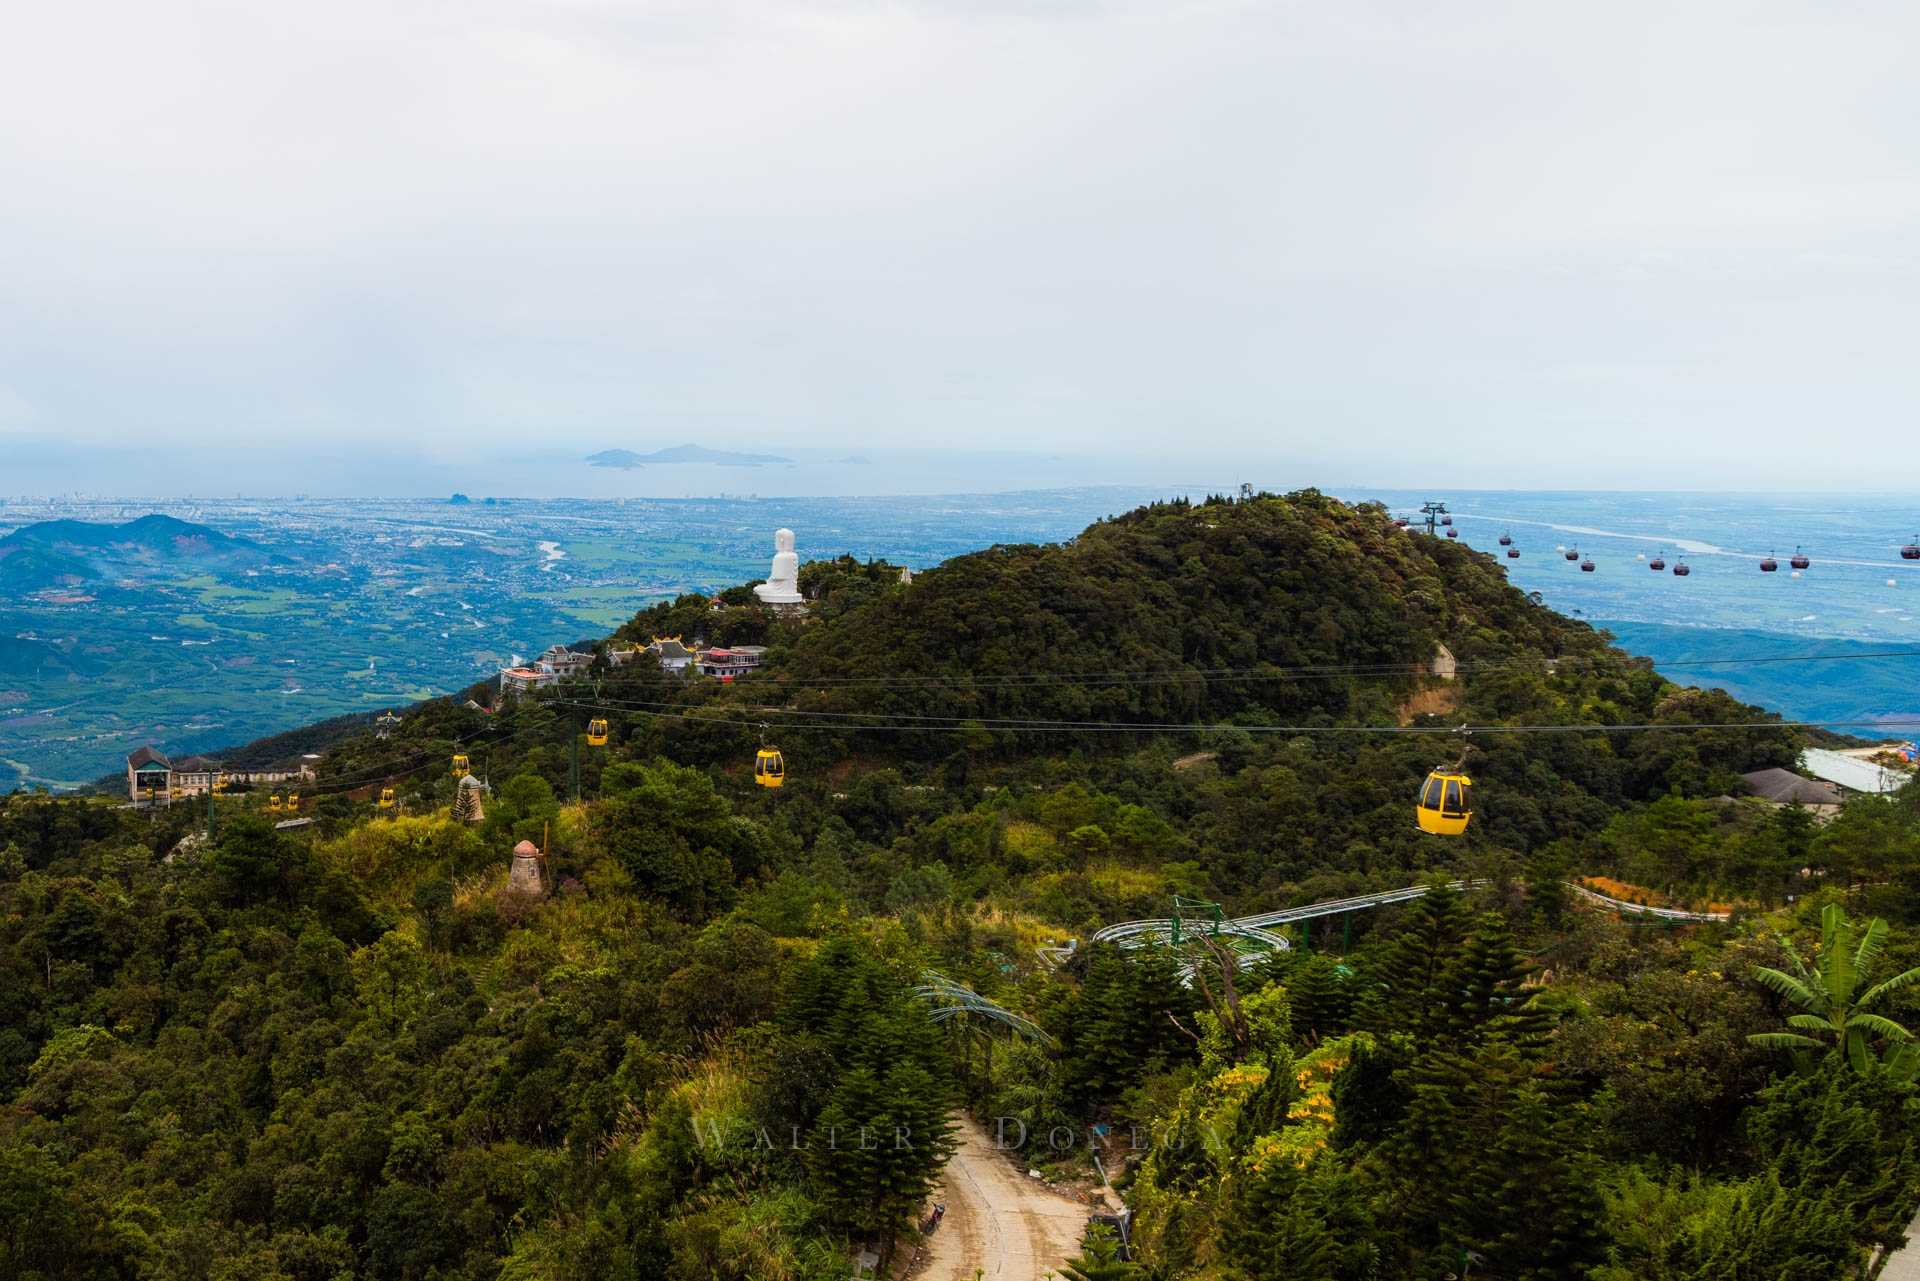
<box><xmin>0</xmin><ymin>385</ymin><xmax>36</xmax><ymax>431</ymax></box>
<box><xmin>2</xmin><ymin>0</ymin><xmax>1917</xmax><ymax>489</ymax></box>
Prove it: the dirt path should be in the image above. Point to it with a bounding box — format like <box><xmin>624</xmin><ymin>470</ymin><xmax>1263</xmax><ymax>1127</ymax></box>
<box><xmin>910</xmin><ymin>1119</ymin><xmax>1091</xmax><ymax>1281</ymax></box>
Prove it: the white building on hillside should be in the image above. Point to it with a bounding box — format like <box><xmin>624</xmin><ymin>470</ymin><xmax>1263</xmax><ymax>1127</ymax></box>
<box><xmin>538</xmin><ymin>645</ymin><xmax>593</xmax><ymax>679</ymax></box>
<box><xmin>500</xmin><ymin>663</ymin><xmax>558</xmax><ymax>696</ymax></box>
<box><xmin>1800</xmin><ymin>748</ymin><xmax>1908</xmax><ymax>795</ymax></box>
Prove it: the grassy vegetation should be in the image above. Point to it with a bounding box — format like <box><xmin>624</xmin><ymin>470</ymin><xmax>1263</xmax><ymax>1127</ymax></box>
<box><xmin>5</xmin><ymin>492</ymin><xmax>1919</xmax><ymax>1281</ymax></box>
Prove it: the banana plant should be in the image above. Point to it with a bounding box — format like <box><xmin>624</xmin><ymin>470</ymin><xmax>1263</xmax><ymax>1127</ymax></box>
<box><xmin>1748</xmin><ymin>902</ymin><xmax>1920</xmax><ymax>1077</ymax></box>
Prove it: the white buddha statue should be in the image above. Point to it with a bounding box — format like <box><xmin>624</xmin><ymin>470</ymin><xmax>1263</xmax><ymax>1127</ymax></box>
<box><xmin>753</xmin><ymin>527</ymin><xmax>804</xmax><ymax>605</ymax></box>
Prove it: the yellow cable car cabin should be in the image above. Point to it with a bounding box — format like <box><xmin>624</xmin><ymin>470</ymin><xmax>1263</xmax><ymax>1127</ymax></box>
<box><xmin>268</xmin><ymin>794</ymin><xmax>284</xmax><ymax>813</ymax></box>
<box><xmin>451</xmin><ymin>753</ymin><xmax>469</xmax><ymax>776</ymax></box>
<box><xmin>286</xmin><ymin>792</ymin><xmax>300</xmax><ymax>809</ymax></box>
<box><xmin>754</xmin><ymin>747</ymin><xmax>786</xmax><ymax>789</ymax></box>
<box><xmin>586</xmin><ymin>718</ymin><xmax>609</xmax><ymax>747</ymax></box>
<box><xmin>1415</xmin><ymin>770</ymin><xmax>1472</xmax><ymax>836</ymax></box>
<box><xmin>378</xmin><ymin>787</ymin><xmax>396</xmax><ymax>810</ymax></box>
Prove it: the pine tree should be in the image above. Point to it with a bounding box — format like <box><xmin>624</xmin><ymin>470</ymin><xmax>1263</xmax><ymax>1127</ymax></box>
<box><xmin>785</xmin><ymin>937</ymin><xmax>886</xmax><ymax>1049</ymax></box>
<box><xmin>784</xmin><ymin>938</ymin><xmax>948</xmax><ymax>1079</ymax></box>
<box><xmin>806</xmin><ymin>1022</ymin><xmax>957</xmax><ymax>1251</ymax></box>
<box><xmin>1687</xmin><ymin>1171</ymin><xmax>1855</xmax><ymax>1281</ymax></box>
<box><xmin>1147</xmin><ymin>1095</ymin><xmax>1219</xmax><ymax>1194</ymax></box>
<box><xmin>1355</xmin><ymin>882</ymin><xmax>1469</xmax><ymax>1039</ymax></box>
<box><xmin>1525</xmin><ymin>845</ymin><xmax>1570</xmax><ymax>927</ymax></box>
<box><xmin>1288</xmin><ymin>954</ymin><xmax>1351</xmax><ymax>1046</ymax></box>
<box><xmin>1382</xmin><ymin>1039</ymin><xmax>1613</xmax><ymax>1281</ymax></box>
<box><xmin>1442</xmin><ymin>911</ymin><xmax>1548</xmax><ymax>1051</ymax></box>
<box><xmin>1058</xmin><ymin>946</ymin><xmax>1137</xmax><ymax>1107</ymax></box>
<box><xmin>1387</xmin><ymin>1043</ymin><xmax>1474</xmax><ymax>1248</ymax></box>
<box><xmin>1745</xmin><ymin>1058</ymin><xmax>1920</xmax><ymax>1253</ymax></box>
<box><xmin>1058</xmin><ymin>1223</ymin><xmax>1141</xmax><ymax>1280</ymax></box>
<box><xmin>810</xmin><ymin>1065</ymin><xmax>888</xmax><ymax>1237</ymax></box>
<box><xmin>1444</xmin><ymin>1080</ymin><xmax>1608</xmax><ymax>1280</ymax></box>
<box><xmin>1222</xmin><ymin>1157</ymin><xmax>1337</xmax><ymax>1281</ymax></box>
<box><xmin>874</xmin><ymin>1060</ymin><xmax>957</xmax><ymax>1235</ymax></box>
<box><xmin>1128</xmin><ymin>944</ymin><xmax>1198</xmax><ymax>1069</ymax></box>
<box><xmin>1329</xmin><ymin>1033</ymin><xmax>1411</xmax><ymax>1151</ymax></box>
<box><xmin>1232</xmin><ymin>1052</ymin><xmax>1298</xmax><ymax>1150</ymax></box>
<box><xmin>1060</xmin><ymin>945</ymin><xmax>1193</xmax><ymax>1108</ymax></box>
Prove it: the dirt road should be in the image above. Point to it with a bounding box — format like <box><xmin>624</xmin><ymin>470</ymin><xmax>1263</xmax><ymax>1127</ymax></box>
<box><xmin>911</xmin><ymin>1119</ymin><xmax>1092</xmax><ymax>1281</ymax></box>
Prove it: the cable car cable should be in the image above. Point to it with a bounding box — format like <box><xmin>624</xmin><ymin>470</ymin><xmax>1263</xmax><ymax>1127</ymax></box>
<box><xmin>298</xmin><ymin>712</ymin><xmax>568</xmax><ymax>798</ymax></box>
<box><xmin>549</xmin><ymin>696</ymin><xmax>1920</xmax><ymax>738</ymax></box>
<box><xmin>545</xmin><ymin>646</ymin><xmax>1920</xmax><ymax>694</ymax></box>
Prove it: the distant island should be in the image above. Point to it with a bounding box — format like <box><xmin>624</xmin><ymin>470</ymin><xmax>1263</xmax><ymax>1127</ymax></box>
<box><xmin>448</xmin><ymin>493</ymin><xmax>472</xmax><ymax>505</ymax></box>
<box><xmin>586</xmin><ymin>444</ymin><xmax>795</xmax><ymax>469</ymax></box>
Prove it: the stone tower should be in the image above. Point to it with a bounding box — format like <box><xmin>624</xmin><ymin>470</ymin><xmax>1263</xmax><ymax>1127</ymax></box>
<box><xmin>456</xmin><ymin>773</ymin><xmax>488</xmax><ymax>822</ymax></box>
<box><xmin>508</xmin><ymin>839</ymin><xmax>546</xmax><ymax>897</ymax></box>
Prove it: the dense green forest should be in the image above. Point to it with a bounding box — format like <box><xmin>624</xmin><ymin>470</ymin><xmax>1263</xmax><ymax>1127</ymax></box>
<box><xmin>5</xmin><ymin>491</ymin><xmax>1919</xmax><ymax>1280</ymax></box>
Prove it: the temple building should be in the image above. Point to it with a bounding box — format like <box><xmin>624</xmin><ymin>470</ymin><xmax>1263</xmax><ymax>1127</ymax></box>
<box><xmin>697</xmin><ymin>645</ymin><xmax>767</xmax><ymax>680</ymax></box>
<box><xmin>646</xmin><ymin>636</ymin><xmax>698</xmax><ymax>674</ymax></box>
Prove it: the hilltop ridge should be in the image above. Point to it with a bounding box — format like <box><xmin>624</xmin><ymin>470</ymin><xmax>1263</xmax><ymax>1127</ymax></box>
<box><xmin>0</xmin><ymin>513</ymin><xmax>268</xmax><ymax>590</ymax></box>
<box><xmin>770</xmin><ymin>489</ymin><xmax>1567</xmax><ymax>725</ymax></box>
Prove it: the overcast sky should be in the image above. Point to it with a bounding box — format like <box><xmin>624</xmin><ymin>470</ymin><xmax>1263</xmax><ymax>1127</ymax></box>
<box><xmin>3</xmin><ymin>0</ymin><xmax>1917</xmax><ymax>494</ymax></box>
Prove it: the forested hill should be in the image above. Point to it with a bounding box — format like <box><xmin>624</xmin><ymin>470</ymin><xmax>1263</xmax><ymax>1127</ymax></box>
<box><xmin>630</xmin><ymin>489</ymin><xmax>1587</xmax><ymax>729</ymax></box>
<box><xmin>127</xmin><ymin>491</ymin><xmax>1790</xmax><ymax>810</ymax></box>
<box><xmin>6</xmin><ymin>488</ymin><xmax>1918</xmax><ymax>1281</ymax></box>
<box><xmin>226</xmin><ymin>489</ymin><xmax>1798</xmax><ymax>887</ymax></box>
<box><xmin>606</xmin><ymin>490</ymin><xmax>1796</xmax><ymax>874</ymax></box>
<box><xmin>781</xmin><ymin>490</ymin><xmax>1557</xmax><ymax>721</ymax></box>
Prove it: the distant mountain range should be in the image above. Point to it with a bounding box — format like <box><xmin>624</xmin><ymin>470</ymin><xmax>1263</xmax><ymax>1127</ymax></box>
<box><xmin>0</xmin><ymin>514</ymin><xmax>269</xmax><ymax>590</ymax></box>
<box><xmin>586</xmin><ymin>444</ymin><xmax>794</xmax><ymax>469</ymax></box>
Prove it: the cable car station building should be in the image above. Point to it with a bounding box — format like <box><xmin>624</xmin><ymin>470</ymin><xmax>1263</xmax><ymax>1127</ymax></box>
<box><xmin>124</xmin><ymin>746</ymin><xmax>312</xmax><ymax>804</ymax></box>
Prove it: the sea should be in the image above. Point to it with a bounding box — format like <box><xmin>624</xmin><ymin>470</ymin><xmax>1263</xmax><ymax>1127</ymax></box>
<box><xmin>1337</xmin><ymin>489</ymin><xmax>1920</xmax><ymax>732</ymax></box>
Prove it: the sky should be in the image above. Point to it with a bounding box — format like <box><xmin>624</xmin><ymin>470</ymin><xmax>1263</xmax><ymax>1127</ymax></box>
<box><xmin>3</xmin><ymin>0</ymin><xmax>1919</xmax><ymax>496</ymax></box>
